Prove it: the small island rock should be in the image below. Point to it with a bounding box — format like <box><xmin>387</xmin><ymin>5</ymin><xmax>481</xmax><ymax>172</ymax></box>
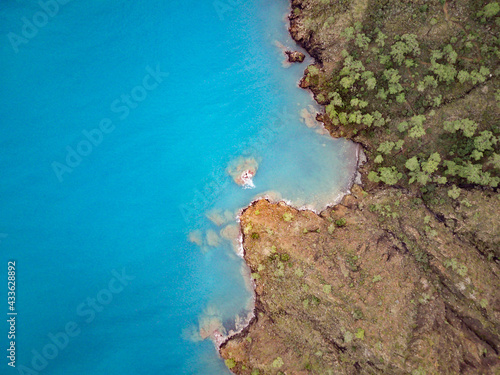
<box><xmin>285</xmin><ymin>50</ymin><xmax>305</xmax><ymax>63</ymax></box>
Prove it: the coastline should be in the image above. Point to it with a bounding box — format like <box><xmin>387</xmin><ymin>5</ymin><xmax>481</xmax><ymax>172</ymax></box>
<box><xmin>218</xmin><ymin>0</ymin><xmax>499</xmax><ymax>373</ymax></box>
<box><xmin>215</xmin><ymin>0</ymin><xmax>364</xmax><ymax>357</ymax></box>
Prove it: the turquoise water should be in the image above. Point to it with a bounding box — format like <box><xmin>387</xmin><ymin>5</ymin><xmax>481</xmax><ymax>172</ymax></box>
<box><xmin>0</xmin><ymin>1</ymin><xmax>357</xmax><ymax>374</ymax></box>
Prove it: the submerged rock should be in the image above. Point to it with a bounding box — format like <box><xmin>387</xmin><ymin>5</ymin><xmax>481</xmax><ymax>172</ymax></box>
<box><xmin>220</xmin><ymin>224</ymin><xmax>240</xmax><ymax>254</ymax></box>
<box><xmin>206</xmin><ymin>208</ymin><xmax>227</xmax><ymax>226</ymax></box>
<box><xmin>226</xmin><ymin>156</ymin><xmax>259</xmax><ymax>189</ymax></box>
<box><xmin>198</xmin><ymin>305</ymin><xmax>226</xmax><ymax>340</ymax></box>
<box><xmin>205</xmin><ymin>229</ymin><xmax>221</xmax><ymax>247</ymax></box>
<box><xmin>252</xmin><ymin>190</ymin><xmax>283</xmax><ymax>203</ymax></box>
<box><xmin>187</xmin><ymin>230</ymin><xmax>203</xmax><ymax>246</ymax></box>
<box><xmin>300</xmin><ymin>105</ymin><xmax>320</xmax><ymax>128</ymax></box>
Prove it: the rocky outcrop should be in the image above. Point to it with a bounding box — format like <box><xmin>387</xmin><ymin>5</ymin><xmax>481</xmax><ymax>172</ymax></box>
<box><xmin>219</xmin><ymin>0</ymin><xmax>500</xmax><ymax>373</ymax></box>
<box><xmin>220</xmin><ymin>188</ymin><xmax>500</xmax><ymax>374</ymax></box>
<box><xmin>284</xmin><ymin>50</ymin><xmax>305</xmax><ymax>63</ymax></box>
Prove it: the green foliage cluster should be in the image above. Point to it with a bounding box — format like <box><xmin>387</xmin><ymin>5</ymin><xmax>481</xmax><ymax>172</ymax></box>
<box><xmin>335</xmin><ymin>218</ymin><xmax>347</xmax><ymax>227</ymax></box>
<box><xmin>405</xmin><ymin>152</ymin><xmax>447</xmax><ymax>185</ymax></box>
<box><xmin>444</xmin><ymin>258</ymin><xmax>468</xmax><ymax>276</ymax></box>
<box><xmin>225</xmin><ymin>359</ymin><xmax>236</xmax><ymax>369</ymax></box>
<box><xmin>314</xmin><ymin>10</ymin><xmax>499</xmax><ymax>194</ymax></box>
<box><xmin>272</xmin><ymin>357</ymin><xmax>284</xmax><ymax>368</ymax></box>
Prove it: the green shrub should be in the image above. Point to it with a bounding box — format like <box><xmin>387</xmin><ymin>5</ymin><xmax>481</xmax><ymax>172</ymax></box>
<box><xmin>355</xmin><ymin>328</ymin><xmax>365</xmax><ymax>340</ymax></box>
<box><xmin>272</xmin><ymin>357</ymin><xmax>284</xmax><ymax>368</ymax></box>
<box><xmin>478</xmin><ymin>2</ymin><xmax>500</xmax><ymax>18</ymax></box>
<box><xmin>225</xmin><ymin>359</ymin><xmax>236</xmax><ymax>369</ymax></box>
<box><xmin>335</xmin><ymin>218</ymin><xmax>347</xmax><ymax>227</ymax></box>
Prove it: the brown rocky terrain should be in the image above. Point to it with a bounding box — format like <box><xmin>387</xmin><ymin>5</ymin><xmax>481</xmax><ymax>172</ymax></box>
<box><xmin>220</xmin><ymin>187</ymin><xmax>499</xmax><ymax>374</ymax></box>
<box><xmin>285</xmin><ymin>50</ymin><xmax>306</xmax><ymax>63</ymax></box>
<box><xmin>220</xmin><ymin>0</ymin><xmax>499</xmax><ymax>373</ymax></box>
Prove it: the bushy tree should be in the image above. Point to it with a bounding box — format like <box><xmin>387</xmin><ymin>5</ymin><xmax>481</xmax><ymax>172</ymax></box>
<box><xmin>457</xmin><ymin>70</ymin><xmax>470</xmax><ymax>83</ymax></box>
<box><xmin>355</xmin><ymin>33</ymin><xmax>371</xmax><ymax>49</ymax></box>
<box><xmin>448</xmin><ymin>185</ymin><xmax>461</xmax><ymax>199</ymax></box>
<box><xmin>443</xmin><ymin>44</ymin><xmax>458</xmax><ymax>64</ymax></box>
<box><xmin>405</xmin><ymin>156</ymin><xmax>420</xmax><ymax>171</ymax></box>
<box><xmin>408</xmin><ymin>115</ymin><xmax>426</xmax><ymax>138</ymax></box>
<box><xmin>376</xmin><ymin>88</ymin><xmax>388</xmax><ymax>100</ymax></box>
<box><xmin>362</xmin><ymin>71</ymin><xmax>377</xmax><ymax>90</ymax></box>
<box><xmin>430</xmin><ymin>62</ymin><xmax>457</xmax><ymax>83</ymax></box>
<box><xmin>421</xmin><ymin>152</ymin><xmax>441</xmax><ymax>174</ymax></box>
<box><xmin>443</xmin><ymin>118</ymin><xmax>478</xmax><ymax>138</ymax></box>
<box><xmin>398</xmin><ymin>121</ymin><xmax>409</xmax><ymax>132</ymax></box>
<box><xmin>378</xmin><ymin>166</ymin><xmax>402</xmax><ymax>185</ymax></box>
<box><xmin>390</xmin><ymin>34</ymin><xmax>420</xmax><ymax>65</ymax></box>
<box><xmin>488</xmin><ymin>153</ymin><xmax>500</xmax><ymax>169</ymax></box>
<box><xmin>328</xmin><ymin>91</ymin><xmax>343</xmax><ymax>106</ymax></box>
<box><xmin>341</xmin><ymin>27</ymin><xmax>355</xmax><ymax>41</ymax></box>
<box><xmin>469</xmin><ymin>68</ymin><xmax>490</xmax><ymax>84</ymax></box>
<box><xmin>478</xmin><ymin>2</ymin><xmax>500</xmax><ymax>18</ymax></box>
<box><xmin>470</xmin><ymin>149</ymin><xmax>483</xmax><ymax>160</ymax></box>
<box><xmin>375</xmin><ymin>30</ymin><xmax>387</xmax><ymax>47</ymax></box>
<box><xmin>405</xmin><ymin>153</ymin><xmax>442</xmax><ymax>185</ymax></box>
<box><xmin>474</xmin><ymin>130</ymin><xmax>497</xmax><ymax>152</ymax></box>
<box><xmin>362</xmin><ymin>113</ymin><xmax>374</xmax><ymax>126</ymax></box>
<box><xmin>378</xmin><ymin>141</ymin><xmax>396</xmax><ymax>154</ymax></box>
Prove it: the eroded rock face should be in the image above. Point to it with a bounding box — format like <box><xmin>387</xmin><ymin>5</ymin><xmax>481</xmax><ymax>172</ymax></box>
<box><xmin>220</xmin><ymin>188</ymin><xmax>500</xmax><ymax>375</ymax></box>
<box><xmin>285</xmin><ymin>50</ymin><xmax>305</xmax><ymax>63</ymax></box>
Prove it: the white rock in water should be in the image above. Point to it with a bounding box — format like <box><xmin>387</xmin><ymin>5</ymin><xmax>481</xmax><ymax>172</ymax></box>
<box><xmin>226</xmin><ymin>156</ymin><xmax>259</xmax><ymax>187</ymax></box>
<box><xmin>241</xmin><ymin>169</ymin><xmax>255</xmax><ymax>189</ymax></box>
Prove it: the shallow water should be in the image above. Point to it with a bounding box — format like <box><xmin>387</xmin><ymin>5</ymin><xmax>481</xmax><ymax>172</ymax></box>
<box><xmin>0</xmin><ymin>0</ymin><xmax>357</xmax><ymax>374</ymax></box>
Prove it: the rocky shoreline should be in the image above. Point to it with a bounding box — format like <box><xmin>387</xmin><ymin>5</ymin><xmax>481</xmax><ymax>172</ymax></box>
<box><xmin>219</xmin><ymin>0</ymin><xmax>499</xmax><ymax>373</ymax></box>
<box><xmin>215</xmin><ymin>0</ymin><xmax>367</xmax><ymax>365</ymax></box>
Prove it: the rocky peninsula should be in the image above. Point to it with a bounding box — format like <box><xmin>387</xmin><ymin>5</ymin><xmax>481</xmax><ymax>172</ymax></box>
<box><xmin>220</xmin><ymin>0</ymin><xmax>500</xmax><ymax>374</ymax></box>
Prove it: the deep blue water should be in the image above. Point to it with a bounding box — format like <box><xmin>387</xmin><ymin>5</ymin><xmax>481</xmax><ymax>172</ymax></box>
<box><xmin>0</xmin><ymin>1</ymin><xmax>357</xmax><ymax>374</ymax></box>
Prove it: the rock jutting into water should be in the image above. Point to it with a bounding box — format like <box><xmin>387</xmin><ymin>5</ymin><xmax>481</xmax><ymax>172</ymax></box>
<box><xmin>285</xmin><ymin>50</ymin><xmax>305</xmax><ymax>63</ymax></box>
